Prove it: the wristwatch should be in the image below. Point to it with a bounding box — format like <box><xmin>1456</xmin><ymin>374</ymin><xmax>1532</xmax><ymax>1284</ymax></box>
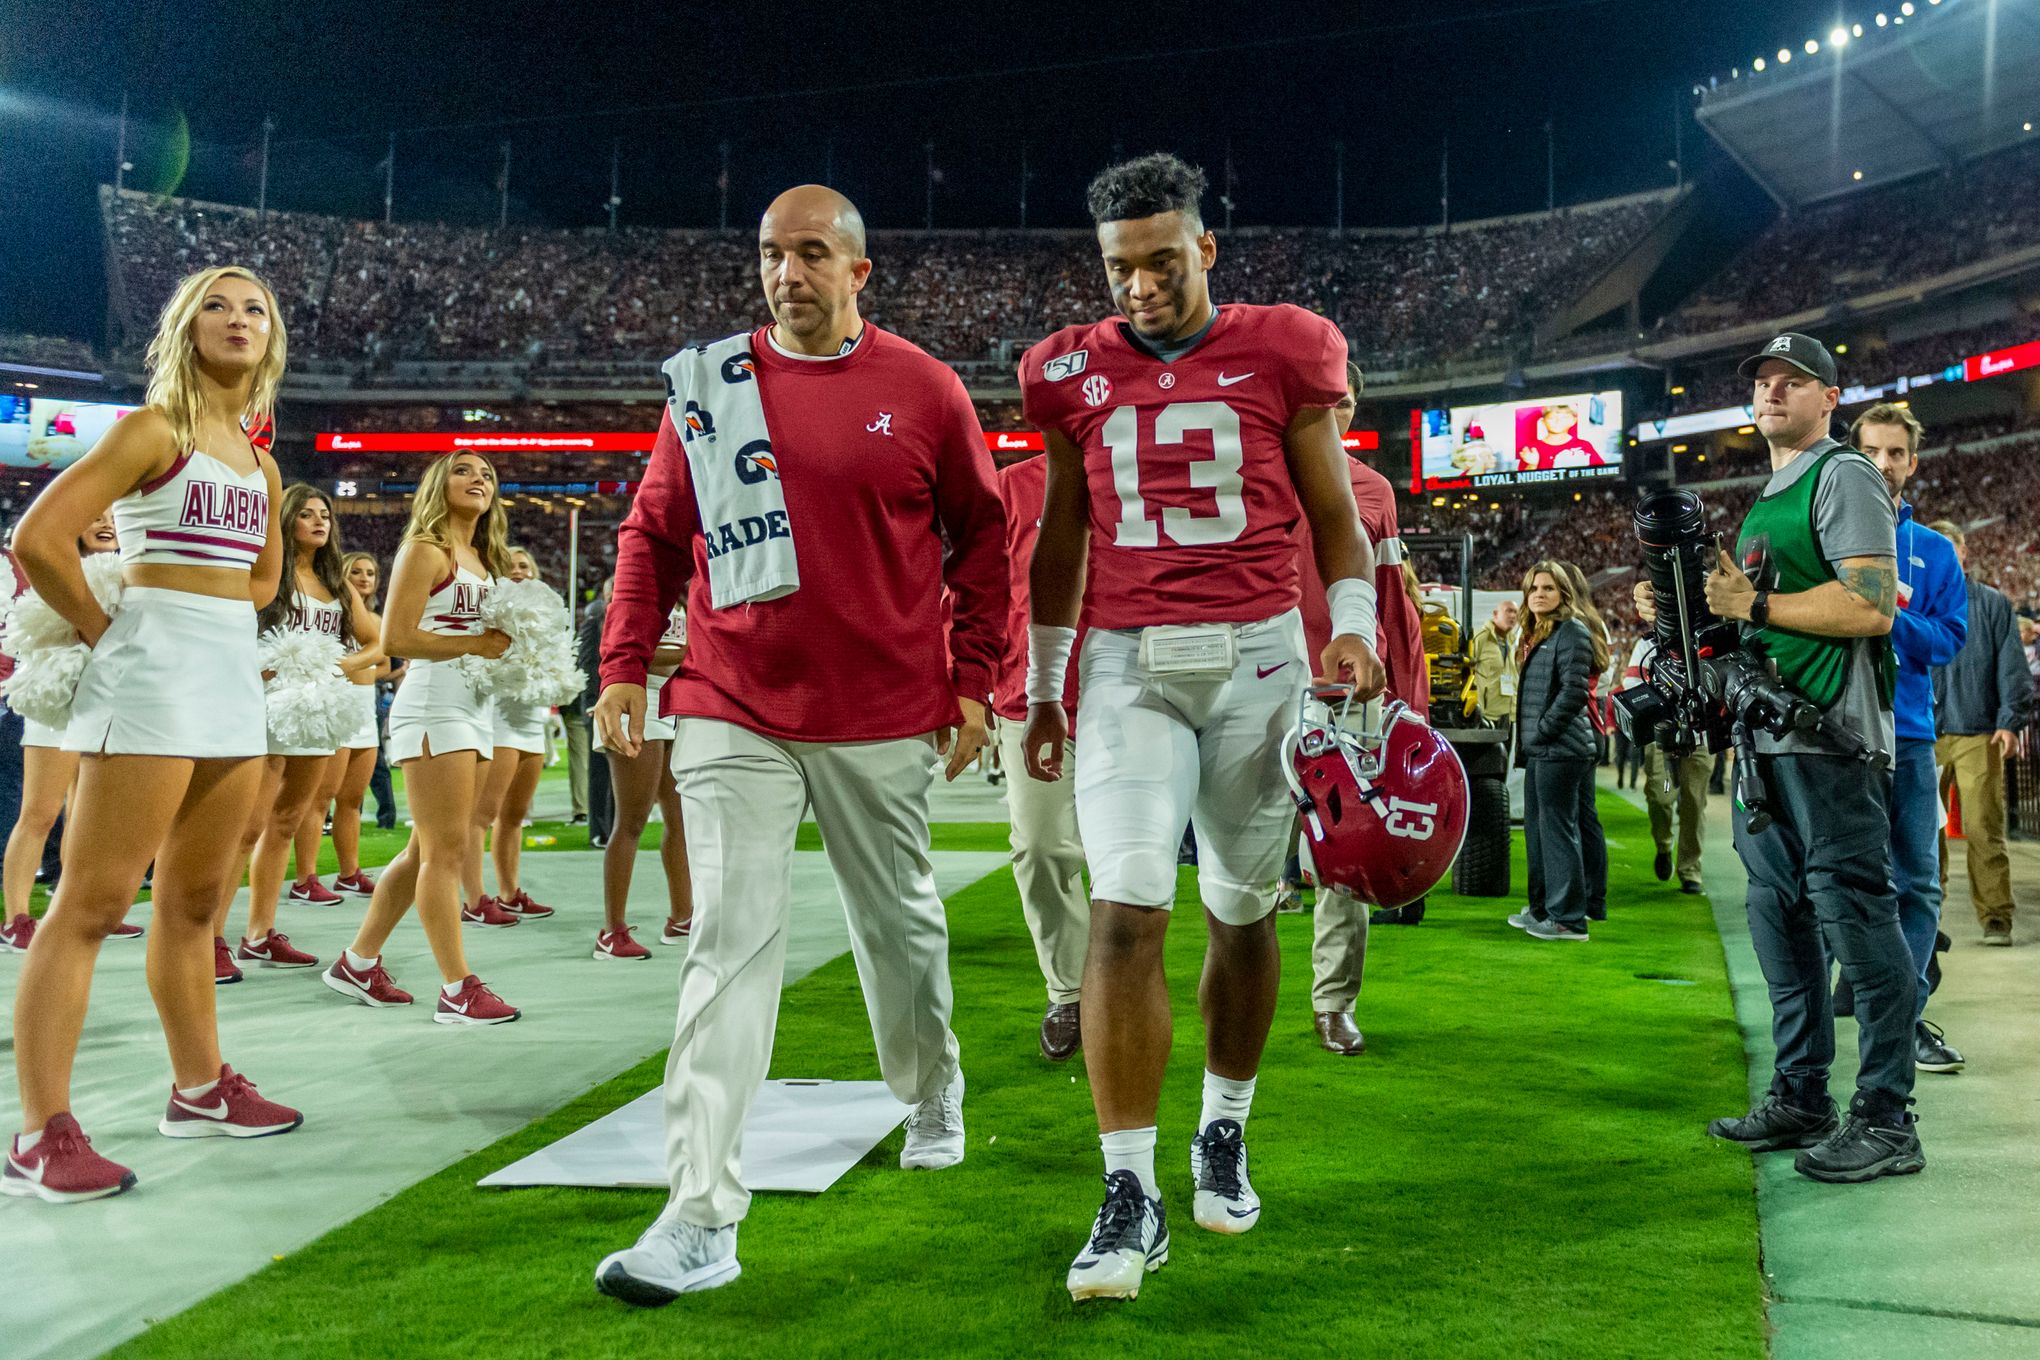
<box><xmin>1749</xmin><ymin>591</ymin><xmax>1770</xmax><ymax>628</ymax></box>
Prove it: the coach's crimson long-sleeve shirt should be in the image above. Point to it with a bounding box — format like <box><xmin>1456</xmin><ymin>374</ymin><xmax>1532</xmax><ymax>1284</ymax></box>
<box><xmin>600</xmin><ymin>322</ymin><xmax>1008</xmax><ymax>744</ymax></box>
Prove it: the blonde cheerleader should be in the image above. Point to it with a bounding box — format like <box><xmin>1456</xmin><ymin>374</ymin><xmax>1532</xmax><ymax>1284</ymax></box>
<box><xmin>6</xmin><ymin>266</ymin><xmax>303</xmax><ymax>1204</ymax></box>
<box><xmin>321</xmin><ymin>453</ymin><xmax>518</xmax><ymax>1024</ymax></box>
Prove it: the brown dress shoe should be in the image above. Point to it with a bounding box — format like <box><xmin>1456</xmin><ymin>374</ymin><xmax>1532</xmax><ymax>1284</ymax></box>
<box><xmin>1314</xmin><ymin>1011</ymin><xmax>1365</xmax><ymax>1055</ymax></box>
<box><xmin>1040</xmin><ymin>1002</ymin><xmax>1081</xmax><ymax>1061</ymax></box>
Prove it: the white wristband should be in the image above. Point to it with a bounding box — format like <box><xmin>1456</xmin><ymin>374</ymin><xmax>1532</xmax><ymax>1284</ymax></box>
<box><xmin>1026</xmin><ymin>624</ymin><xmax>1078</xmax><ymax>705</ymax></box>
<box><xmin>1328</xmin><ymin>577</ymin><xmax>1378</xmax><ymax>648</ymax></box>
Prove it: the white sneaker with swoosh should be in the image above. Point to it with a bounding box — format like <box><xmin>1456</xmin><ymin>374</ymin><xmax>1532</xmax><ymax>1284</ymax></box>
<box><xmin>1190</xmin><ymin>1118</ymin><xmax>1261</xmax><ymax>1233</ymax></box>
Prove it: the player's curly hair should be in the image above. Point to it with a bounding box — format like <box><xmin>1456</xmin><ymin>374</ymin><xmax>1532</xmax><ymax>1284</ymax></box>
<box><xmin>1085</xmin><ymin>152</ymin><xmax>1207</xmax><ymax>228</ymax></box>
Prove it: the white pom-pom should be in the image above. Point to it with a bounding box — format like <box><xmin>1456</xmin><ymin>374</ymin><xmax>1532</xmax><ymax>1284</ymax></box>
<box><xmin>82</xmin><ymin>552</ymin><xmax>125</xmax><ymax>613</ymax></box>
<box><xmin>3</xmin><ymin>645</ymin><xmax>90</xmax><ymax>728</ymax></box>
<box><xmin>259</xmin><ymin>628</ymin><xmax>358</xmax><ymax>750</ymax></box>
<box><xmin>0</xmin><ymin>551</ymin><xmax>129</xmax><ymax>726</ymax></box>
<box><xmin>459</xmin><ymin>577</ymin><xmax>583</xmax><ymax>705</ymax></box>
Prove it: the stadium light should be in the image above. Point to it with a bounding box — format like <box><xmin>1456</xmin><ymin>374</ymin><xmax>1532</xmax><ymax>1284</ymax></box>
<box><xmin>1835</xmin><ymin>343</ymin><xmax>1849</xmax><ymax>354</ymax></box>
<box><xmin>1852</xmin><ymin>23</ymin><xmax>1863</xmax><ymax>36</ymax></box>
<box><xmin>1829</xmin><ymin>27</ymin><xmax>1849</xmax><ymax>47</ymax></box>
<box><xmin>2026</xmin><ymin>121</ymin><xmax>2033</xmax><ymax>132</ymax></box>
<box><xmin>1853</xmin><ymin>170</ymin><xmax>1865</xmax><ymax>180</ymax></box>
<box><xmin>1805</xmin><ymin>39</ymin><xmax>1820</xmax><ymax>54</ymax></box>
<box><xmin>1779</xmin><ymin>48</ymin><xmax>1792</xmax><ymax>63</ymax></box>
<box><xmin>1876</xmin><ymin>13</ymin><xmax>1888</xmax><ymax>25</ymax></box>
<box><xmin>1754</xmin><ymin>56</ymin><xmax>1767</xmax><ymax>71</ymax></box>
<box><xmin>1901</xmin><ymin>2</ymin><xmax>1913</xmax><ymax>13</ymax></box>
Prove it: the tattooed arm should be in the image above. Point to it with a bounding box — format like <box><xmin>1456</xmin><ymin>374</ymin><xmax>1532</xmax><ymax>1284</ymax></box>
<box><xmin>1707</xmin><ymin>549</ymin><xmax>1896</xmax><ymax>637</ymax></box>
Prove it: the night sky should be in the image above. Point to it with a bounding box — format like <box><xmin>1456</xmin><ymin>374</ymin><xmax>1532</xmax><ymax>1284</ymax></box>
<box><xmin>3</xmin><ymin>0</ymin><xmax>1849</xmax><ymax>340</ymax></box>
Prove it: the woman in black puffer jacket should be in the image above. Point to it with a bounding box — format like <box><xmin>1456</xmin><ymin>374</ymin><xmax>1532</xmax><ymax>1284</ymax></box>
<box><xmin>1510</xmin><ymin>560</ymin><xmax>1607</xmax><ymax>940</ymax></box>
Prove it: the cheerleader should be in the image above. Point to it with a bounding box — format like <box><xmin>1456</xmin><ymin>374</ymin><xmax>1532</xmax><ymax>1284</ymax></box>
<box><xmin>1</xmin><ymin>515</ymin><xmax>145</xmax><ymax>953</ymax></box>
<box><xmin>212</xmin><ymin>484</ymin><xmax>379</xmax><ymax>976</ymax></box>
<box><xmin>304</xmin><ymin>550</ymin><xmax>390</xmax><ymax>899</ymax></box>
<box><xmin>592</xmin><ymin>604</ymin><xmax>693</xmax><ymax>960</ymax></box>
<box><xmin>464</xmin><ymin>545</ymin><xmax>556</xmax><ymax>925</ymax></box>
<box><xmin>6</xmin><ymin>265</ymin><xmax>302</xmax><ymax>1203</ymax></box>
<box><xmin>321</xmin><ymin>452</ymin><xmax>519</xmax><ymax>1024</ymax></box>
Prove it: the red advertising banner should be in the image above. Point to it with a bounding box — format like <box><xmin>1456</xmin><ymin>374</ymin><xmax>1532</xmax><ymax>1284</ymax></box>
<box><xmin>321</xmin><ymin>428</ymin><xmax>1376</xmax><ymax>457</ymax></box>
<box><xmin>1965</xmin><ymin>338</ymin><xmax>2040</xmax><ymax>383</ymax></box>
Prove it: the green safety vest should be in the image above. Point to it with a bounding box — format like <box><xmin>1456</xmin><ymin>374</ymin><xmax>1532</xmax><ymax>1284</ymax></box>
<box><xmin>1733</xmin><ymin>443</ymin><xmax>1895</xmax><ymax>711</ymax></box>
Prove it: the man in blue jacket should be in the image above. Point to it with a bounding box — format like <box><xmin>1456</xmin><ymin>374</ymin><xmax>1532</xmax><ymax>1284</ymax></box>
<box><xmin>1852</xmin><ymin>405</ymin><xmax>1968</xmax><ymax>1074</ymax></box>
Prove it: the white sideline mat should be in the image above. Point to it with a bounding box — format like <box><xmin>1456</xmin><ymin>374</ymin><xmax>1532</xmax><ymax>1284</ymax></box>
<box><xmin>478</xmin><ymin>1079</ymin><xmax>911</xmax><ymax>1193</ymax></box>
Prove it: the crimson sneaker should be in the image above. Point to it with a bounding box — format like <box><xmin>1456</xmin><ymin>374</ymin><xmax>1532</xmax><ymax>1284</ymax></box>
<box><xmin>2</xmin><ymin>1113</ymin><xmax>136</xmax><ymax>1203</ymax></box>
<box><xmin>1</xmin><ymin>912</ymin><xmax>35</xmax><ymax>954</ymax></box>
<box><xmin>239</xmin><ymin>931</ymin><xmax>319</xmax><ymax>969</ymax></box>
<box><xmin>506</xmin><ymin>889</ymin><xmax>555</xmax><ymax>920</ymax></box>
<box><xmin>594</xmin><ymin>926</ymin><xmax>651</xmax><ymax>961</ymax></box>
<box><xmin>158</xmin><ymin>1065</ymin><xmax>303</xmax><ymax>1139</ymax></box>
<box><xmin>109</xmin><ymin>921</ymin><xmax>144</xmax><ymax>941</ymax></box>
<box><xmin>214</xmin><ymin>937</ymin><xmax>244</xmax><ymax>985</ymax></box>
<box><xmin>287</xmin><ymin>877</ymin><xmax>345</xmax><ymax>906</ymax></box>
<box><xmin>331</xmin><ymin>872</ymin><xmax>377</xmax><ymax>897</ymax></box>
<box><xmin>434</xmin><ymin>975</ymin><xmax>520</xmax><ymax>1026</ymax></box>
<box><xmin>660</xmin><ymin>917</ymin><xmax>693</xmax><ymax>946</ymax></box>
<box><xmin>321</xmin><ymin>953</ymin><xmax>414</xmax><ymax>1007</ymax></box>
<box><xmin>462</xmin><ymin>896</ymin><xmax>520</xmax><ymax>928</ymax></box>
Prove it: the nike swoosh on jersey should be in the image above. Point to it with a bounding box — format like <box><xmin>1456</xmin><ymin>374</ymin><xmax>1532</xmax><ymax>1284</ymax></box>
<box><xmin>1256</xmin><ymin>662</ymin><xmax>1290</xmax><ymax>679</ymax></box>
<box><xmin>1217</xmin><ymin>372</ymin><xmax>1254</xmax><ymax>386</ymax></box>
<box><xmin>172</xmin><ymin>1097</ymin><xmax>231</xmax><ymax>1120</ymax></box>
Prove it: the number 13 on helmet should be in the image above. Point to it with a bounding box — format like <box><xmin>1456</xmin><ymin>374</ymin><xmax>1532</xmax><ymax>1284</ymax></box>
<box><xmin>1282</xmin><ymin>685</ymin><xmax>1470</xmax><ymax>908</ymax></box>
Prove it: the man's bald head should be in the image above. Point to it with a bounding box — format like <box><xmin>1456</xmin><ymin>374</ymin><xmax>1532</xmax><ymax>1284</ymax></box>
<box><xmin>760</xmin><ymin>184</ymin><xmax>866</xmax><ymax>256</ymax></box>
<box><xmin>758</xmin><ymin>184</ymin><xmax>873</xmax><ymax>353</ymax></box>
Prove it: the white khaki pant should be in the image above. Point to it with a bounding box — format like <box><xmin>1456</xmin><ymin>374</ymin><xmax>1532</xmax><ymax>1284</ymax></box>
<box><xmin>994</xmin><ymin>720</ymin><xmax>1088</xmax><ymax>1005</ymax></box>
<box><xmin>1310</xmin><ymin>887</ymin><xmax>1368</xmax><ymax>1013</ymax></box>
<box><xmin>660</xmin><ymin>718</ymin><xmax>962</xmax><ymax>1228</ymax></box>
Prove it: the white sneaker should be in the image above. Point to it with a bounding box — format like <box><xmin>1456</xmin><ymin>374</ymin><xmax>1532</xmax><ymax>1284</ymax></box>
<box><xmin>900</xmin><ymin>1069</ymin><xmax>965</xmax><ymax>1169</ymax></box>
<box><xmin>1067</xmin><ymin>1170</ymin><xmax>1169</xmax><ymax>1301</ymax></box>
<box><xmin>1191</xmin><ymin>1118</ymin><xmax>1261</xmax><ymax>1234</ymax></box>
<box><xmin>595</xmin><ymin>1218</ymin><xmax>740</xmax><ymax>1306</ymax></box>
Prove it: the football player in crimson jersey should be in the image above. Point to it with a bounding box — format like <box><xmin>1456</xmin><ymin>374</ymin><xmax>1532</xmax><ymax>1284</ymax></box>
<box><xmin>1018</xmin><ymin>153</ymin><xmax>1385</xmax><ymax>1303</ymax></box>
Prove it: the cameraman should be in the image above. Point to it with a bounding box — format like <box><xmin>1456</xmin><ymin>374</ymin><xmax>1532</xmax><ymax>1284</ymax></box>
<box><xmin>1641</xmin><ymin>333</ymin><xmax>1920</xmax><ymax>1184</ymax></box>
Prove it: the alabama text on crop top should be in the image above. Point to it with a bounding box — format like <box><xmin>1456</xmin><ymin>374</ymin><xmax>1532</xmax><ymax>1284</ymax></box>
<box><xmin>115</xmin><ymin>449</ymin><xmax>269</xmax><ymax>570</ymax></box>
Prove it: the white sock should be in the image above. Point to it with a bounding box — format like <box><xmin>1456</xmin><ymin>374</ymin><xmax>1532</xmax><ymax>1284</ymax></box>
<box><xmin>442</xmin><ymin>978</ymin><xmax>466</xmax><ymax>999</ymax></box>
<box><xmin>17</xmin><ymin>1127</ymin><xmax>42</xmax><ymax>1153</ymax></box>
<box><xmin>177</xmin><ymin>1077</ymin><xmax>219</xmax><ymax>1101</ymax></box>
<box><xmin>1100</xmin><ymin>1126</ymin><xmax>1159</xmax><ymax>1200</ymax></box>
<box><xmin>344</xmin><ymin>948</ymin><xmax>377</xmax><ymax>972</ymax></box>
<box><xmin>1200</xmin><ymin>1070</ymin><xmax>1257</xmax><ymax>1133</ymax></box>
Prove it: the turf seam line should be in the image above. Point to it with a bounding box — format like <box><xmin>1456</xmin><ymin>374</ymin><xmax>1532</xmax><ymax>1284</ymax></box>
<box><xmin>1777</xmin><ymin>1294</ymin><xmax>2040</xmax><ymax>1331</ymax></box>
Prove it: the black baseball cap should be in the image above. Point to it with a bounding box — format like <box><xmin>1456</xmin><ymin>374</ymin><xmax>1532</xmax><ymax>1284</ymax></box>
<box><xmin>1737</xmin><ymin>332</ymin><xmax>1838</xmax><ymax>386</ymax></box>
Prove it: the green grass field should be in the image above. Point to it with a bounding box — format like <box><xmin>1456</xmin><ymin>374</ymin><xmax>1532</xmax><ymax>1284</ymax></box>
<box><xmin>106</xmin><ymin>796</ymin><xmax>1764</xmax><ymax>1360</ymax></box>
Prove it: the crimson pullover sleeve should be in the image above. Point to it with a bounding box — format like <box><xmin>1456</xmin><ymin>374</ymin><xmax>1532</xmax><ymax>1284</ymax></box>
<box><xmin>600</xmin><ymin>410</ymin><xmax>698</xmax><ymax>691</ymax></box>
<box><xmin>932</xmin><ymin>379</ymin><xmax>1009</xmax><ymax>705</ymax></box>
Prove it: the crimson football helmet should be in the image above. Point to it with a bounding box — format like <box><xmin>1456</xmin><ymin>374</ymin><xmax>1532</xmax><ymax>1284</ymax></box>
<box><xmin>1282</xmin><ymin>684</ymin><xmax>1469</xmax><ymax>908</ymax></box>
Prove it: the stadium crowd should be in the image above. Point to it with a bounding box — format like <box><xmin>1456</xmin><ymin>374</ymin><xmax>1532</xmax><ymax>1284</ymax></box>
<box><xmin>1666</xmin><ymin>138</ymin><xmax>2040</xmax><ymax>334</ymax></box>
<box><xmin>104</xmin><ymin>190</ymin><xmax>1665</xmax><ymax>372</ymax></box>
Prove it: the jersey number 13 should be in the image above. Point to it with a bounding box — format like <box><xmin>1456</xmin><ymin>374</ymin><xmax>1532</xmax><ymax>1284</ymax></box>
<box><xmin>1103</xmin><ymin>401</ymin><xmax>1246</xmax><ymax>549</ymax></box>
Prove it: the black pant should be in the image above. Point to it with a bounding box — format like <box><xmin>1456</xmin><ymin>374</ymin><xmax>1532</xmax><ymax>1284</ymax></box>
<box><xmin>1577</xmin><ymin>771</ymin><xmax>1607</xmax><ymax>916</ymax></box>
<box><xmin>1734</xmin><ymin>753</ymin><xmax>1914</xmax><ymax>1108</ymax></box>
<box><xmin>1524</xmin><ymin>756</ymin><xmax>1594</xmax><ymax>925</ymax></box>
<box><xmin>368</xmin><ymin>745</ymin><xmax>396</xmax><ymax>829</ymax></box>
<box><xmin>587</xmin><ymin>716</ymin><xmax>614</xmax><ymax>841</ymax></box>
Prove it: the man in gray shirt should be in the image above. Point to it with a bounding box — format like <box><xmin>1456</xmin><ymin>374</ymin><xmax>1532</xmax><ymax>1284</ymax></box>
<box><xmin>1930</xmin><ymin>523</ymin><xmax>2029</xmax><ymax>946</ymax></box>
<box><xmin>1640</xmin><ymin>333</ymin><xmax>1919</xmax><ymax>1185</ymax></box>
